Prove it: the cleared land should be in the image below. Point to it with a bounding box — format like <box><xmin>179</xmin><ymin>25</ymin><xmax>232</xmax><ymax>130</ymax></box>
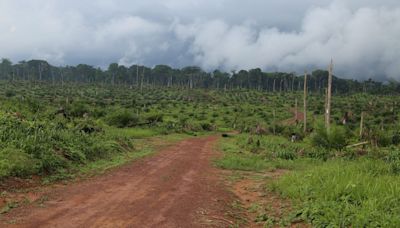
<box><xmin>3</xmin><ymin>136</ymin><xmax>237</xmax><ymax>227</ymax></box>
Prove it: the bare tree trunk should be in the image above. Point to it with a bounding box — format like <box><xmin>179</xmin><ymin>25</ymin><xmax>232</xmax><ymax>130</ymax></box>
<box><xmin>291</xmin><ymin>75</ymin><xmax>295</xmax><ymax>92</ymax></box>
<box><xmin>189</xmin><ymin>74</ymin><xmax>193</xmax><ymax>89</ymax></box>
<box><xmin>273</xmin><ymin>79</ymin><xmax>276</xmax><ymax>92</ymax></box>
<box><xmin>273</xmin><ymin>109</ymin><xmax>276</xmax><ymax>135</ymax></box>
<box><xmin>168</xmin><ymin>76</ymin><xmax>172</xmax><ymax>87</ymax></box>
<box><xmin>38</xmin><ymin>63</ymin><xmax>42</xmax><ymax>81</ymax></box>
<box><xmin>51</xmin><ymin>69</ymin><xmax>55</xmax><ymax>85</ymax></box>
<box><xmin>136</xmin><ymin>65</ymin><xmax>139</xmax><ymax>87</ymax></box>
<box><xmin>325</xmin><ymin>59</ymin><xmax>333</xmax><ymax>131</ymax></box>
<box><xmin>360</xmin><ymin>111</ymin><xmax>364</xmax><ymax>139</ymax></box>
<box><xmin>140</xmin><ymin>66</ymin><xmax>144</xmax><ymax>92</ymax></box>
<box><xmin>295</xmin><ymin>98</ymin><xmax>298</xmax><ymax>124</ymax></box>
<box><xmin>303</xmin><ymin>71</ymin><xmax>308</xmax><ymax>133</ymax></box>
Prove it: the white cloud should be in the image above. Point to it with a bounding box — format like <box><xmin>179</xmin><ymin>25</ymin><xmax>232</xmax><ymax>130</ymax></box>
<box><xmin>174</xmin><ymin>2</ymin><xmax>400</xmax><ymax>80</ymax></box>
<box><xmin>0</xmin><ymin>0</ymin><xmax>399</xmax><ymax>79</ymax></box>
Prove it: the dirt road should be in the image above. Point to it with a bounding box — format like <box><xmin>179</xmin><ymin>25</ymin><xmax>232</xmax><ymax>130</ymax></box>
<box><xmin>4</xmin><ymin>136</ymin><xmax>235</xmax><ymax>228</ymax></box>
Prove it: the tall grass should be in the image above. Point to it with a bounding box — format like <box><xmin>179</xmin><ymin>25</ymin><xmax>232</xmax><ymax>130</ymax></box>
<box><xmin>271</xmin><ymin>159</ymin><xmax>400</xmax><ymax>227</ymax></box>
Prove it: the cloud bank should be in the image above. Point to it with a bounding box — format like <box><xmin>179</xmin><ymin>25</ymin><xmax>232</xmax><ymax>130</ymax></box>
<box><xmin>0</xmin><ymin>0</ymin><xmax>399</xmax><ymax>80</ymax></box>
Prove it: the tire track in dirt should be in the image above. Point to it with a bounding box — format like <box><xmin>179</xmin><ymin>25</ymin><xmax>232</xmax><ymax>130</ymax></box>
<box><xmin>3</xmin><ymin>136</ymin><xmax>235</xmax><ymax>228</ymax></box>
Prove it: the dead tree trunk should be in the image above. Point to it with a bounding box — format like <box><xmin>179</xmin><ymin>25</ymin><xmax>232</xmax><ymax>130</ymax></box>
<box><xmin>60</xmin><ymin>69</ymin><xmax>64</xmax><ymax>88</ymax></box>
<box><xmin>140</xmin><ymin>66</ymin><xmax>144</xmax><ymax>92</ymax></box>
<box><xmin>295</xmin><ymin>98</ymin><xmax>298</xmax><ymax>124</ymax></box>
<box><xmin>304</xmin><ymin>71</ymin><xmax>308</xmax><ymax>133</ymax></box>
<box><xmin>136</xmin><ymin>65</ymin><xmax>139</xmax><ymax>87</ymax></box>
<box><xmin>273</xmin><ymin>109</ymin><xmax>276</xmax><ymax>135</ymax></box>
<box><xmin>325</xmin><ymin>59</ymin><xmax>333</xmax><ymax>131</ymax></box>
<box><xmin>360</xmin><ymin>111</ymin><xmax>364</xmax><ymax>139</ymax></box>
<box><xmin>273</xmin><ymin>79</ymin><xmax>276</xmax><ymax>92</ymax></box>
<box><xmin>38</xmin><ymin>63</ymin><xmax>43</xmax><ymax>81</ymax></box>
<box><xmin>291</xmin><ymin>75</ymin><xmax>295</xmax><ymax>92</ymax></box>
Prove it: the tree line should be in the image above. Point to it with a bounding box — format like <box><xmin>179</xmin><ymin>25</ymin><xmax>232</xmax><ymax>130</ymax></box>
<box><xmin>0</xmin><ymin>58</ymin><xmax>398</xmax><ymax>94</ymax></box>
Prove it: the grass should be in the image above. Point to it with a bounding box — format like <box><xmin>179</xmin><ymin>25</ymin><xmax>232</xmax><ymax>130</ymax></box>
<box><xmin>43</xmin><ymin>133</ymin><xmax>191</xmax><ymax>183</ymax></box>
<box><xmin>271</xmin><ymin>158</ymin><xmax>400</xmax><ymax>227</ymax></box>
<box><xmin>215</xmin><ymin>136</ymin><xmax>271</xmax><ymax>171</ymax></box>
<box><xmin>216</xmin><ymin>133</ymin><xmax>400</xmax><ymax>227</ymax></box>
<box><xmin>215</xmin><ymin>134</ymin><xmax>318</xmax><ymax>172</ymax></box>
<box><xmin>105</xmin><ymin>127</ymin><xmax>163</xmax><ymax>139</ymax></box>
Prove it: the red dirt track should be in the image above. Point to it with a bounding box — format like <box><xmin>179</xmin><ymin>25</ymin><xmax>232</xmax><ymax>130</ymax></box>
<box><xmin>4</xmin><ymin>136</ymin><xmax>235</xmax><ymax>227</ymax></box>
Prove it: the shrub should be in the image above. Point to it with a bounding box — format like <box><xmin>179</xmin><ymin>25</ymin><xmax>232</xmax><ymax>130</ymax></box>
<box><xmin>106</xmin><ymin>110</ymin><xmax>139</xmax><ymax>128</ymax></box>
<box><xmin>376</xmin><ymin>130</ymin><xmax>392</xmax><ymax>147</ymax></box>
<box><xmin>86</xmin><ymin>140</ymin><xmax>122</xmax><ymax>161</ymax></box>
<box><xmin>0</xmin><ymin>147</ymin><xmax>39</xmax><ymax>178</ymax></box>
<box><xmin>200</xmin><ymin>122</ymin><xmax>214</xmax><ymax>131</ymax></box>
<box><xmin>392</xmin><ymin>132</ymin><xmax>400</xmax><ymax>145</ymax></box>
<box><xmin>5</xmin><ymin>90</ymin><xmax>16</xmax><ymax>97</ymax></box>
<box><xmin>304</xmin><ymin>147</ymin><xmax>330</xmax><ymax>160</ymax></box>
<box><xmin>69</xmin><ymin>102</ymin><xmax>91</xmax><ymax>118</ymax></box>
<box><xmin>311</xmin><ymin>124</ymin><xmax>348</xmax><ymax>151</ymax></box>
<box><xmin>145</xmin><ymin>113</ymin><xmax>163</xmax><ymax>124</ymax></box>
<box><xmin>274</xmin><ymin>150</ymin><xmax>297</xmax><ymax>160</ymax></box>
<box><xmin>386</xmin><ymin>148</ymin><xmax>400</xmax><ymax>174</ymax></box>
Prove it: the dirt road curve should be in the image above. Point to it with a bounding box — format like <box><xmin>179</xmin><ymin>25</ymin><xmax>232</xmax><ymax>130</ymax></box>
<box><xmin>5</xmin><ymin>136</ymin><xmax>234</xmax><ymax>228</ymax></box>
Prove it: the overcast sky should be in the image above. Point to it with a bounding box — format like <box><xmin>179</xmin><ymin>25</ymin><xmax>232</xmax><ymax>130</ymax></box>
<box><xmin>0</xmin><ymin>0</ymin><xmax>399</xmax><ymax>80</ymax></box>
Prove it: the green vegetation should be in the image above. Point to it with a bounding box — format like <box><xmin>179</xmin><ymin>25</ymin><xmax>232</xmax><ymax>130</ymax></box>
<box><xmin>1</xmin><ymin>64</ymin><xmax>400</xmax><ymax>227</ymax></box>
<box><xmin>272</xmin><ymin>159</ymin><xmax>400</xmax><ymax>227</ymax></box>
<box><xmin>1</xmin><ymin>58</ymin><xmax>398</xmax><ymax>94</ymax></box>
<box><xmin>218</xmin><ymin>133</ymin><xmax>400</xmax><ymax>227</ymax></box>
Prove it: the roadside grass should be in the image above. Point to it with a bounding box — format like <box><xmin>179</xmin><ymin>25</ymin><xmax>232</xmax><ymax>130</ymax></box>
<box><xmin>215</xmin><ymin>136</ymin><xmax>269</xmax><ymax>172</ymax></box>
<box><xmin>215</xmin><ymin>134</ymin><xmax>317</xmax><ymax>172</ymax></box>
<box><xmin>270</xmin><ymin>158</ymin><xmax>400</xmax><ymax>227</ymax></box>
<box><xmin>42</xmin><ymin>133</ymin><xmax>191</xmax><ymax>183</ymax></box>
<box><xmin>105</xmin><ymin>127</ymin><xmax>163</xmax><ymax>138</ymax></box>
<box><xmin>217</xmin><ymin>133</ymin><xmax>400</xmax><ymax>227</ymax></box>
<box><xmin>1</xmin><ymin>132</ymin><xmax>192</xmax><ymax>216</ymax></box>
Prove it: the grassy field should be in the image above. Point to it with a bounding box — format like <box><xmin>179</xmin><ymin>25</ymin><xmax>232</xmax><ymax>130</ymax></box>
<box><xmin>1</xmin><ymin>81</ymin><xmax>400</xmax><ymax>226</ymax></box>
<box><xmin>217</xmin><ymin>134</ymin><xmax>400</xmax><ymax>227</ymax></box>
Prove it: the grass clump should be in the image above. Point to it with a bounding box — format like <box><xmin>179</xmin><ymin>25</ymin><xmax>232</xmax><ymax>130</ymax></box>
<box><xmin>0</xmin><ymin>147</ymin><xmax>39</xmax><ymax>178</ymax></box>
<box><xmin>106</xmin><ymin>109</ymin><xmax>139</xmax><ymax>128</ymax></box>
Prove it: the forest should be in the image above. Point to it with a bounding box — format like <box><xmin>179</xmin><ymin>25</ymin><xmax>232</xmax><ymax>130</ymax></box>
<box><xmin>0</xmin><ymin>58</ymin><xmax>398</xmax><ymax>94</ymax></box>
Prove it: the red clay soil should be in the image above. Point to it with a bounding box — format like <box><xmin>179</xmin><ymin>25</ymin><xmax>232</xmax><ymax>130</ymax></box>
<box><xmin>2</xmin><ymin>136</ymin><xmax>236</xmax><ymax>228</ymax></box>
<box><xmin>230</xmin><ymin>170</ymin><xmax>308</xmax><ymax>228</ymax></box>
<box><xmin>283</xmin><ymin>108</ymin><xmax>305</xmax><ymax>125</ymax></box>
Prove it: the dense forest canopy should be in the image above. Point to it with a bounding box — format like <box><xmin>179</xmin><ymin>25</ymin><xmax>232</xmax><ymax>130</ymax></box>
<box><xmin>0</xmin><ymin>58</ymin><xmax>398</xmax><ymax>94</ymax></box>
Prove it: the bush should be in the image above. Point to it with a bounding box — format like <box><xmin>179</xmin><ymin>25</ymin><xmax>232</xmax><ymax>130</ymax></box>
<box><xmin>274</xmin><ymin>150</ymin><xmax>297</xmax><ymax>160</ymax></box>
<box><xmin>392</xmin><ymin>132</ymin><xmax>400</xmax><ymax>145</ymax></box>
<box><xmin>311</xmin><ymin>124</ymin><xmax>348</xmax><ymax>151</ymax></box>
<box><xmin>375</xmin><ymin>130</ymin><xmax>392</xmax><ymax>147</ymax></box>
<box><xmin>200</xmin><ymin>122</ymin><xmax>214</xmax><ymax>131</ymax></box>
<box><xmin>304</xmin><ymin>147</ymin><xmax>330</xmax><ymax>160</ymax></box>
<box><xmin>0</xmin><ymin>147</ymin><xmax>39</xmax><ymax>178</ymax></box>
<box><xmin>69</xmin><ymin>102</ymin><xmax>91</xmax><ymax>118</ymax></box>
<box><xmin>106</xmin><ymin>110</ymin><xmax>139</xmax><ymax>128</ymax></box>
<box><xmin>5</xmin><ymin>90</ymin><xmax>16</xmax><ymax>97</ymax></box>
<box><xmin>386</xmin><ymin>148</ymin><xmax>400</xmax><ymax>174</ymax></box>
<box><xmin>145</xmin><ymin>113</ymin><xmax>163</xmax><ymax>124</ymax></box>
<box><xmin>86</xmin><ymin>140</ymin><xmax>122</xmax><ymax>161</ymax></box>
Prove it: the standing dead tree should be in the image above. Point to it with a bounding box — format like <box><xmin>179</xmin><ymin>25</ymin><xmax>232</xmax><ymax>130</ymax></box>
<box><xmin>325</xmin><ymin>59</ymin><xmax>333</xmax><ymax>131</ymax></box>
<box><xmin>360</xmin><ymin>111</ymin><xmax>364</xmax><ymax>139</ymax></box>
<box><xmin>304</xmin><ymin>71</ymin><xmax>308</xmax><ymax>133</ymax></box>
<box><xmin>295</xmin><ymin>98</ymin><xmax>298</xmax><ymax>124</ymax></box>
